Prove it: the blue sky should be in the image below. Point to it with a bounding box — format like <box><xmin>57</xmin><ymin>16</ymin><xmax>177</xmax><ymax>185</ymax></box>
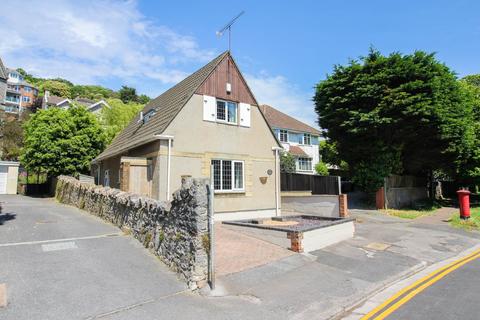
<box><xmin>1</xmin><ymin>0</ymin><xmax>479</xmax><ymax>127</ymax></box>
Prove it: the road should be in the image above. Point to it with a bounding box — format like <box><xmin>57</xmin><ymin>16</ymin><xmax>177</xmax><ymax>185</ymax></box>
<box><xmin>360</xmin><ymin>248</ymin><xmax>480</xmax><ymax>320</ymax></box>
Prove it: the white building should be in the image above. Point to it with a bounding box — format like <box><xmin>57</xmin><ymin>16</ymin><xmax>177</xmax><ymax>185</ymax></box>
<box><xmin>260</xmin><ymin>105</ymin><xmax>322</xmax><ymax>174</ymax></box>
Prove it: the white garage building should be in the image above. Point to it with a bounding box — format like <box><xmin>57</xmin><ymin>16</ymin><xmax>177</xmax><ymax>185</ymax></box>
<box><xmin>0</xmin><ymin>161</ymin><xmax>19</xmax><ymax>194</ymax></box>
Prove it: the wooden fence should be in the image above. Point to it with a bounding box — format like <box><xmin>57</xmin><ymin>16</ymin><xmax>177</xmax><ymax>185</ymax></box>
<box><xmin>281</xmin><ymin>172</ymin><xmax>341</xmax><ymax>195</ymax></box>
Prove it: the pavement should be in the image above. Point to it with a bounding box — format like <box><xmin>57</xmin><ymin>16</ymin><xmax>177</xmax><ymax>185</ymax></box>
<box><xmin>1</xmin><ymin>195</ymin><xmax>479</xmax><ymax>320</ymax></box>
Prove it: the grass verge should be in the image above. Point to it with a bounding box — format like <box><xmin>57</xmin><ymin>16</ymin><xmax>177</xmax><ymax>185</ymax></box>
<box><xmin>381</xmin><ymin>209</ymin><xmax>436</xmax><ymax>219</ymax></box>
<box><xmin>380</xmin><ymin>200</ymin><xmax>441</xmax><ymax>219</ymax></box>
<box><xmin>450</xmin><ymin>207</ymin><xmax>480</xmax><ymax>231</ymax></box>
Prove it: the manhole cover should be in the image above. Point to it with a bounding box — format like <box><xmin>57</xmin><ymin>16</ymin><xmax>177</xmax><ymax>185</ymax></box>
<box><xmin>365</xmin><ymin>242</ymin><xmax>391</xmax><ymax>251</ymax></box>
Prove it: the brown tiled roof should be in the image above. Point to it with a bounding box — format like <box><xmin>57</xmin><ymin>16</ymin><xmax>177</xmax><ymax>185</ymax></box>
<box><xmin>259</xmin><ymin>104</ymin><xmax>321</xmax><ymax>135</ymax></box>
<box><xmin>95</xmin><ymin>51</ymin><xmax>229</xmax><ymax>161</ymax></box>
<box><xmin>288</xmin><ymin>145</ymin><xmax>308</xmax><ymax>157</ymax></box>
<box><xmin>0</xmin><ymin>58</ymin><xmax>7</xmax><ymax>80</ymax></box>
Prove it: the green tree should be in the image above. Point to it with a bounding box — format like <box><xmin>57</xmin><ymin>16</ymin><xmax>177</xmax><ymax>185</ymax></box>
<box><xmin>314</xmin><ymin>49</ymin><xmax>477</xmax><ymax>192</ymax></box>
<box><xmin>280</xmin><ymin>151</ymin><xmax>296</xmax><ymax>173</ymax></box>
<box><xmin>0</xmin><ymin>112</ymin><xmax>29</xmax><ymax>160</ymax></box>
<box><xmin>137</xmin><ymin>94</ymin><xmax>151</xmax><ymax>104</ymax></box>
<box><xmin>41</xmin><ymin>80</ymin><xmax>72</xmax><ymax>98</ymax></box>
<box><xmin>100</xmin><ymin>98</ymin><xmax>144</xmax><ymax>144</ymax></box>
<box><xmin>119</xmin><ymin>86</ymin><xmax>137</xmax><ymax>103</ymax></box>
<box><xmin>314</xmin><ymin>162</ymin><xmax>329</xmax><ymax>175</ymax></box>
<box><xmin>21</xmin><ymin>106</ymin><xmax>106</xmax><ymax>176</ymax></box>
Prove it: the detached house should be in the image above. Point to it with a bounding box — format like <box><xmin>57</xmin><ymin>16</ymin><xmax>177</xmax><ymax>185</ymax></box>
<box><xmin>93</xmin><ymin>51</ymin><xmax>282</xmax><ymax>220</ymax></box>
<box><xmin>260</xmin><ymin>105</ymin><xmax>321</xmax><ymax>174</ymax></box>
<box><xmin>42</xmin><ymin>91</ymin><xmax>110</xmax><ymax>114</ymax></box>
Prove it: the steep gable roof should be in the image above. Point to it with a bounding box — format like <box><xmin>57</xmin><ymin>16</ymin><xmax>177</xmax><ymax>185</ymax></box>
<box><xmin>260</xmin><ymin>104</ymin><xmax>321</xmax><ymax>135</ymax></box>
<box><xmin>0</xmin><ymin>57</ymin><xmax>7</xmax><ymax>80</ymax></box>
<box><xmin>95</xmin><ymin>51</ymin><xmax>229</xmax><ymax>161</ymax></box>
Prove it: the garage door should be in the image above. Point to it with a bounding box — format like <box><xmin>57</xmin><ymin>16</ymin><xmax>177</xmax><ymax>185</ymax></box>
<box><xmin>0</xmin><ymin>166</ymin><xmax>8</xmax><ymax>194</ymax></box>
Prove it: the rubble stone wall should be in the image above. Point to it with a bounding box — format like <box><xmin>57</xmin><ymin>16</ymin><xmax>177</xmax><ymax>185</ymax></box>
<box><xmin>55</xmin><ymin>175</ymin><xmax>210</xmax><ymax>290</ymax></box>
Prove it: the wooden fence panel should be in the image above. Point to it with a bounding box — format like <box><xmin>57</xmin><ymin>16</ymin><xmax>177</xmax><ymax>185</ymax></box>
<box><xmin>281</xmin><ymin>173</ymin><xmax>340</xmax><ymax>195</ymax></box>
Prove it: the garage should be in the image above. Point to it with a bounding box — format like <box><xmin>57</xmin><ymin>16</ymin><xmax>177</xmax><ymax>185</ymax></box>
<box><xmin>0</xmin><ymin>161</ymin><xmax>20</xmax><ymax>194</ymax></box>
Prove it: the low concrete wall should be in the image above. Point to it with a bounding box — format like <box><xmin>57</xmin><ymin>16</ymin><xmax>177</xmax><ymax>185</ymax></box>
<box><xmin>55</xmin><ymin>175</ymin><xmax>209</xmax><ymax>290</ymax></box>
<box><xmin>282</xmin><ymin>195</ymin><xmax>340</xmax><ymax>217</ymax></box>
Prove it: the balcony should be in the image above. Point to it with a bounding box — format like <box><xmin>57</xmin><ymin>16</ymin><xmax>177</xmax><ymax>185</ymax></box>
<box><xmin>5</xmin><ymin>96</ymin><xmax>20</xmax><ymax>104</ymax></box>
<box><xmin>1</xmin><ymin>105</ymin><xmax>20</xmax><ymax>114</ymax></box>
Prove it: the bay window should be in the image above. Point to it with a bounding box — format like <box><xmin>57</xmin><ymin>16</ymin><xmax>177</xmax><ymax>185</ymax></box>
<box><xmin>297</xmin><ymin>157</ymin><xmax>312</xmax><ymax>171</ymax></box>
<box><xmin>211</xmin><ymin>159</ymin><xmax>244</xmax><ymax>192</ymax></box>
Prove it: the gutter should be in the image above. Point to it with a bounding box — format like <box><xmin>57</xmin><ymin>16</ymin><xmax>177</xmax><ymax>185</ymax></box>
<box><xmin>155</xmin><ymin>134</ymin><xmax>174</xmax><ymax>201</ymax></box>
<box><xmin>272</xmin><ymin>146</ymin><xmax>283</xmax><ymax>216</ymax></box>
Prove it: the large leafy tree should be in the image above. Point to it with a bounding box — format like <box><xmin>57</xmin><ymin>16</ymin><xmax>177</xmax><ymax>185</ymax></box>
<box><xmin>21</xmin><ymin>106</ymin><xmax>106</xmax><ymax>176</ymax></box>
<box><xmin>0</xmin><ymin>112</ymin><xmax>29</xmax><ymax>161</ymax></box>
<box><xmin>100</xmin><ymin>98</ymin><xmax>144</xmax><ymax>144</ymax></box>
<box><xmin>314</xmin><ymin>49</ymin><xmax>478</xmax><ymax>192</ymax></box>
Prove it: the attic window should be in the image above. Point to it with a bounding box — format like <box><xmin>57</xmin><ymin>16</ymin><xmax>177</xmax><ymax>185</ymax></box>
<box><xmin>143</xmin><ymin>109</ymin><xmax>156</xmax><ymax>123</ymax></box>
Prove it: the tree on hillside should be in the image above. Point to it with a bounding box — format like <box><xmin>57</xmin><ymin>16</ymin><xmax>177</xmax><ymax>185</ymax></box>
<box><xmin>119</xmin><ymin>86</ymin><xmax>137</xmax><ymax>103</ymax></box>
<box><xmin>100</xmin><ymin>98</ymin><xmax>144</xmax><ymax>144</ymax></box>
<box><xmin>314</xmin><ymin>49</ymin><xmax>479</xmax><ymax>192</ymax></box>
<box><xmin>21</xmin><ymin>106</ymin><xmax>106</xmax><ymax>176</ymax></box>
<box><xmin>41</xmin><ymin>80</ymin><xmax>72</xmax><ymax>98</ymax></box>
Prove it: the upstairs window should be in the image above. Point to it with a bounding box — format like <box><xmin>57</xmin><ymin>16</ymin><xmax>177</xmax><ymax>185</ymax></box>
<box><xmin>279</xmin><ymin>130</ymin><xmax>288</xmax><ymax>142</ymax></box>
<box><xmin>303</xmin><ymin>133</ymin><xmax>311</xmax><ymax>145</ymax></box>
<box><xmin>24</xmin><ymin>86</ymin><xmax>32</xmax><ymax>92</ymax></box>
<box><xmin>22</xmin><ymin>96</ymin><xmax>30</xmax><ymax>102</ymax></box>
<box><xmin>216</xmin><ymin>100</ymin><xmax>237</xmax><ymax>124</ymax></box>
<box><xmin>211</xmin><ymin>159</ymin><xmax>244</xmax><ymax>192</ymax></box>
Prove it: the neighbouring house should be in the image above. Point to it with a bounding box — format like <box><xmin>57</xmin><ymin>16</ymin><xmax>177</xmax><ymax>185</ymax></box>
<box><xmin>42</xmin><ymin>91</ymin><xmax>110</xmax><ymax>114</ymax></box>
<box><xmin>92</xmin><ymin>51</ymin><xmax>282</xmax><ymax>220</ymax></box>
<box><xmin>0</xmin><ymin>57</ymin><xmax>7</xmax><ymax>107</ymax></box>
<box><xmin>260</xmin><ymin>104</ymin><xmax>321</xmax><ymax>174</ymax></box>
<box><xmin>4</xmin><ymin>68</ymin><xmax>38</xmax><ymax>114</ymax></box>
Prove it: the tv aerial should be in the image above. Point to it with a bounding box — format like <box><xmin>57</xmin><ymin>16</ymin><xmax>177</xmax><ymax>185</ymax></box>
<box><xmin>216</xmin><ymin>11</ymin><xmax>245</xmax><ymax>52</ymax></box>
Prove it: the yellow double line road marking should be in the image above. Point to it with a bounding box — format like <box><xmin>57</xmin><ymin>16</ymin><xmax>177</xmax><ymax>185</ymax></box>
<box><xmin>361</xmin><ymin>248</ymin><xmax>480</xmax><ymax>320</ymax></box>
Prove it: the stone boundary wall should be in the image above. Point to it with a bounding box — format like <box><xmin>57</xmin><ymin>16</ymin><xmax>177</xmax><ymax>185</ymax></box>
<box><xmin>55</xmin><ymin>175</ymin><xmax>209</xmax><ymax>290</ymax></box>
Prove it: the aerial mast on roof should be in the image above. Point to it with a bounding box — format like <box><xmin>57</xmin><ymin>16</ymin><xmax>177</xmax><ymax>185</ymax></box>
<box><xmin>216</xmin><ymin>11</ymin><xmax>245</xmax><ymax>52</ymax></box>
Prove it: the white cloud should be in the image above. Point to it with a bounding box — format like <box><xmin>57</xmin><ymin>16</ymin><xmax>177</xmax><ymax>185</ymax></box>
<box><xmin>0</xmin><ymin>0</ymin><xmax>216</xmax><ymax>93</ymax></box>
<box><xmin>246</xmin><ymin>72</ymin><xmax>320</xmax><ymax>129</ymax></box>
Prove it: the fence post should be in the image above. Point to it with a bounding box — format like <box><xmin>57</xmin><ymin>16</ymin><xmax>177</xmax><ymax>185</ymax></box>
<box><xmin>337</xmin><ymin>176</ymin><xmax>341</xmax><ymax>195</ymax></box>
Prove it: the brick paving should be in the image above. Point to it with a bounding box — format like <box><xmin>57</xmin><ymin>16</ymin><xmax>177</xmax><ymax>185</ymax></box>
<box><xmin>214</xmin><ymin>224</ymin><xmax>293</xmax><ymax>276</ymax></box>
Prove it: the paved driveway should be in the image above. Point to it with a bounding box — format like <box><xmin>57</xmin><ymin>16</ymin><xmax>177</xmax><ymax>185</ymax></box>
<box><xmin>0</xmin><ymin>195</ymin><xmax>276</xmax><ymax>320</ymax></box>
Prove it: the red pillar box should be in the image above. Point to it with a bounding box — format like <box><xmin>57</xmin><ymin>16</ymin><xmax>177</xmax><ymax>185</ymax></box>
<box><xmin>457</xmin><ymin>189</ymin><xmax>471</xmax><ymax>220</ymax></box>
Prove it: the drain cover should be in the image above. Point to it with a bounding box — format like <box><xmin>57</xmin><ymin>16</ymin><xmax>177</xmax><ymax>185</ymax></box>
<box><xmin>365</xmin><ymin>242</ymin><xmax>391</xmax><ymax>251</ymax></box>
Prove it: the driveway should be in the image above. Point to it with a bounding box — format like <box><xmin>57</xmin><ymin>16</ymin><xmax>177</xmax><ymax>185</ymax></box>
<box><xmin>0</xmin><ymin>195</ymin><xmax>275</xmax><ymax>320</ymax></box>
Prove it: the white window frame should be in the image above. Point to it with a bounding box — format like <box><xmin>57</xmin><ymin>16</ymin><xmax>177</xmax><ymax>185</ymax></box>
<box><xmin>211</xmin><ymin>159</ymin><xmax>244</xmax><ymax>193</ymax></box>
<box><xmin>22</xmin><ymin>96</ymin><xmax>30</xmax><ymax>102</ymax></box>
<box><xmin>279</xmin><ymin>129</ymin><xmax>288</xmax><ymax>142</ymax></box>
<box><xmin>303</xmin><ymin>133</ymin><xmax>311</xmax><ymax>145</ymax></box>
<box><xmin>297</xmin><ymin>157</ymin><xmax>312</xmax><ymax>172</ymax></box>
<box><xmin>216</xmin><ymin>99</ymin><xmax>238</xmax><ymax>125</ymax></box>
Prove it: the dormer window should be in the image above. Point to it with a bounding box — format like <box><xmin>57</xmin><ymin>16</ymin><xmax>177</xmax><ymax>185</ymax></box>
<box><xmin>143</xmin><ymin>109</ymin><xmax>156</xmax><ymax>123</ymax></box>
<box><xmin>216</xmin><ymin>99</ymin><xmax>237</xmax><ymax>124</ymax></box>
